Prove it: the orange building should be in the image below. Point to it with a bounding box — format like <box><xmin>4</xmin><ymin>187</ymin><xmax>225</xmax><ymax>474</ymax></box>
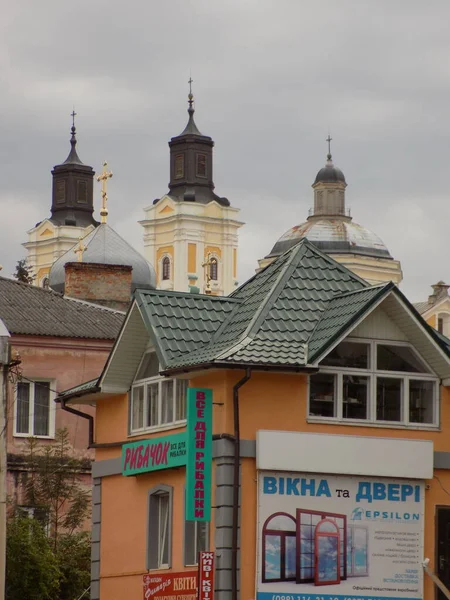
<box><xmin>60</xmin><ymin>239</ymin><xmax>450</xmax><ymax>600</ymax></box>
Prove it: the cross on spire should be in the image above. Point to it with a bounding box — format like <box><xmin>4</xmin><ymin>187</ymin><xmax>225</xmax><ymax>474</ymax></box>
<box><xmin>71</xmin><ymin>108</ymin><xmax>77</xmax><ymax>130</ymax></box>
<box><xmin>188</xmin><ymin>77</ymin><xmax>194</xmax><ymax>113</ymax></box>
<box><xmin>97</xmin><ymin>161</ymin><xmax>113</xmax><ymax>224</ymax></box>
<box><xmin>326</xmin><ymin>134</ymin><xmax>332</xmax><ymax>160</ymax></box>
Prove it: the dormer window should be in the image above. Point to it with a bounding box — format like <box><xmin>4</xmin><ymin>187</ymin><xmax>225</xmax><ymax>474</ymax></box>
<box><xmin>309</xmin><ymin>339</ymin><xmax>438</xmax><ymax>427</ymax></box>
<box><xmin>175</xmin><ymin>154</ymin><xmax>184</xmax><ymax>179</ymax></box>
<box><xmin>196</xmin><ymin>153</ymin><xmax>207</xmax><ymax>178</ymax></box>
<box><xmin>130</xmin><ymin>352</ymin><xmax>187</xmax><ymax>433</ymax></box>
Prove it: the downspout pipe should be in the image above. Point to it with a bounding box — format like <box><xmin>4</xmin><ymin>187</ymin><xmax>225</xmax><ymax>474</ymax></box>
<box><xmin>60</xmin><ymin>399</ymin><xmax>94</xmax><ymax>448</ymax></box>
<box><xmin>232</xmin><ymin>368</ymin><xmax>252</xmax><ymax>600</ymax></box>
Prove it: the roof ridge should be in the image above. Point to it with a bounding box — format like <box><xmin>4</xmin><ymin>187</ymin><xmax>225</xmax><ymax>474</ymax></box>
<box><xmin>215</xmin><ymin>242</ymin><xmax>307</xmax><ymax>361</ymax></box>
<box><xmin>332</xmin><ymin>282</ymin><xmax>390</xmax><ymax>300</ymax></box>
<box><xmin>0</xmin><ymin>276</ymin><xmax>64</xmax><ymax>297</ymax></box>
<box><xmin>135</xmin><ymin>288</ymin><xmax>241</xmax><ymax>302</ymax></box>
<box><xmin>63</xmin><ymin>295</ymin><xmax>126</xmax><ymax>314</ymax></box>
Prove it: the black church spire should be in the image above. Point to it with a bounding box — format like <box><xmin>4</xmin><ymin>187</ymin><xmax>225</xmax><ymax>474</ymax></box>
<box><xmin>164</xmin><ymin>82</ymin><xmax>230</xmax><ymax>206</ymax></box>
<box><xmin>50</xmin><ymin>113</ymin><xmax>98</xmax><ymax>227</ymax></box>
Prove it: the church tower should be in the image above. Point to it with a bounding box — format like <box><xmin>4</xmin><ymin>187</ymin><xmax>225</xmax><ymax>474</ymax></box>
<box><xmin>140</xmin><ymin>84</ymin><xmax>243</xmax><ymax>295</ymax></box>
<box><xmin>23</xmin><ymin>114</ymin><xmax>98</xmax><ymax>286</ymax></box>
<box><xmin>259</xmin><ymin>140</ymin><xmax>402</xmax><ymax>286</ymax></box>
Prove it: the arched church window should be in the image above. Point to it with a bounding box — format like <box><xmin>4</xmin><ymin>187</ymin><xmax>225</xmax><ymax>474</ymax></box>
<box><xmin>162</xmin><ymin>256</ymin><xmax>171</xmax><ymax>281</ymax></box>
<box><xmin>42</xmin><ymin>277</ymin><xmax>49</xmax><ymax>289</ymax></box>
<box><xmin>209</xmin><ymin>257</ymin><xmax>218</xmax><ymax>281</ymax></box>
<box><xmin>262</xmin><ymin>512</ymin><xmax>296</xmax><ymax>583</ymax></box>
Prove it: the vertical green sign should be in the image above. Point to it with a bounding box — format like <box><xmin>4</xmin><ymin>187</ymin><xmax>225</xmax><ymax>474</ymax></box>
<box><xmin>186</xmin><ymin>388</ymin><xmax>212</xmax><ymax>521</ymax></box>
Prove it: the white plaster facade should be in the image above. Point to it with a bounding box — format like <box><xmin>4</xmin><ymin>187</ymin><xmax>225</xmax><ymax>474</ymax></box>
<box><xmin>140</xmin><ymin>195</ymin><xmax>243</xmax><ymax>295</ymax></box>
<box><xmin>23</xmin><ymin>220</ymin><xmax>95</xmax><ymax>287</ymax></box>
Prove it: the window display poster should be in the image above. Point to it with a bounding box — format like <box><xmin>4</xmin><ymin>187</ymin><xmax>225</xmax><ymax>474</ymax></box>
<box><xmin>257</xmin><ymin>472</ymin><xmax>424</xmax><ymax>600</ymax></box>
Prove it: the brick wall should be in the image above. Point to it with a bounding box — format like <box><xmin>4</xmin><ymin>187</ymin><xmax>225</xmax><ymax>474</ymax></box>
<box><xmin>64</xmin><ymin>262</ymin><xmax>132</xmax><ymax>311</ymax></box>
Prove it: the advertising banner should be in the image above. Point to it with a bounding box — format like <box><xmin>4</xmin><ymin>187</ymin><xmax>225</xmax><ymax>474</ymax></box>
<box><xmin>257</xmin><ymin>471</ymin><xmax>424</xmax><ymax>600</ymax></box>
<box><xmin>143</xmin><ymin>571</ymin><xmax>197</xmax><ymax>600</ymax></box>
<box><xmin>122</xmin><ymin>432</ymin><xmax>187</xmax><ymax>476</ymax></box>
<box><xmin>198</xmin><ymin>551</ymin><xmax>215</xmax><ymax>600</ymax></box>
<box><xmin>186</xmin><ymin>388</ymin><xmax>213</xmax><ymax>521</ymax></box>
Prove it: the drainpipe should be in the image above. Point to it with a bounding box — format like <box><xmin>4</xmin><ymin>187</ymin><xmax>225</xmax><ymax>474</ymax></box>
<box><xmin>232</xmin><ymin>368</ymin><xmax>251</xmax><ymax>600</ymax></box>
<box><xmin>60</xmin><ymin>399</ymin><xmax>94</xmax><ymax>447</ymax></box>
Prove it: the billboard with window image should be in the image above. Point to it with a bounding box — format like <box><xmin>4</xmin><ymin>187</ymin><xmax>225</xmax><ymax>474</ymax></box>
<box><xmin>257</xmin><ymin>472</ymin><xmax>424</xmax><ymax>600</ymax></box>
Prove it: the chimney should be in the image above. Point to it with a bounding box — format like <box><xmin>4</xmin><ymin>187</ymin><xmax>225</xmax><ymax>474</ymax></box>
<box><xmin>64</xmin><ymin>262</ymin><xmax>132</xmax><ymax>311</ymax></box>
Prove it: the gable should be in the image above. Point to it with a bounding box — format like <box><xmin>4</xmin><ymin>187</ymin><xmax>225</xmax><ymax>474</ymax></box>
<box><xmin>351</xmin><ymin>305</ymin><xmax>407</xmax><ymax>341</ymax></box>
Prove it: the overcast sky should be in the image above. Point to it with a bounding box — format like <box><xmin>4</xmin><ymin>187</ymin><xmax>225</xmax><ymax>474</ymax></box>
<box><xmin>2</xmin><ymin>0</ymin><xmax>450</xmax><ymax>302</ymax></box>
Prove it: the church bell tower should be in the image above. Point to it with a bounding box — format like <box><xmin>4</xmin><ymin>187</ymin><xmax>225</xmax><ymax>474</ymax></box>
<box><xmin>140</xmin><ymin>82</ymin><xmax>243</xmax><ymax>295</ymax></box>
<box><xmin>23</xmin><ymin>113</ymin><xmax>98</xmax><ymax>286</ymax></box>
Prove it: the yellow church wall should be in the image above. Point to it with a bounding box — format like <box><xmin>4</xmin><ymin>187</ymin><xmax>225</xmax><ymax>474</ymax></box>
<box><xmin>187</xmin><ymin>243</ymin><xmax>196</xmax><ymax>273</ymax></box>
<box><xmin>427</xmin><ymin>314</ymin><xmax>437</xmax><ymax>329</ymax></box>
<box><xmin>204</xmin><ymin>245</ymin><xmax>221</xmax><ymax>259</ymax></box>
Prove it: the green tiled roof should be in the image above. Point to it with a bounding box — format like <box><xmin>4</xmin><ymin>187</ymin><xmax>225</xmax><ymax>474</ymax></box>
<box><xmin>307</xmin><ymin>284</ymin><xmax>392</xmax><ymax>363</ymax></box>
<box><xmin>137</xmin><ymin>239</ymin><xmax>379</xmax><ymax>371</ymax></box>
<box><xmin>135</xmin><ymin>290</ymin><xmax>240</xmax><ymax>366</ymax></box>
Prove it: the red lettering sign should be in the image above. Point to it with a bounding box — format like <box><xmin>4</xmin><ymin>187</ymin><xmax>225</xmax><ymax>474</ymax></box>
<box><xmin>198</xmin><ymin>552</ymin><xmax>215</xmax><ymax>600</ymax></box>
<box><xmin>143</xmin><ymin>571</ymin><xmax>198</xmax><ymax>600</ymax></box>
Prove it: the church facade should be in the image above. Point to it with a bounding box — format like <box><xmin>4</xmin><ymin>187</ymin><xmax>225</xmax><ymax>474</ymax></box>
<box><xmin>140</xmin><ymin>89</ymin><xmax>242</xmax><ymax>295</ymax></box>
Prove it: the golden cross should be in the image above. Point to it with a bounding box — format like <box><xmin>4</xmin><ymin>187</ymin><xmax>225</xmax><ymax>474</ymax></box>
<box><xmin>97</xmin><ymin>161</ymin><xmax>113</xmax><ymax>224</ymax></box>
<box><xmin>201</xmin><ymin>257</ymin><xmax>214</xmax><ymax>295</ymax></box>
<box><xmin>74</xmin><ymin>236</ymin><xmax>87</xmax><ymax>262</ymax></box>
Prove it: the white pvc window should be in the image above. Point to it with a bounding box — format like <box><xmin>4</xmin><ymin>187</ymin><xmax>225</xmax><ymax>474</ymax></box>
<box><xmin>131</xmin><ymin>353</ymin><xmax>187</xmax><ymax>433</ymax></box>
<box><xmin>309</xmin><ymin>340</ymin><xmax>438</xmax><ymax>427</ymax></box>
<box><xmin>15</xmin><ymin>380</ymin><xmax>55</xmax><ymax>438</ymax></box>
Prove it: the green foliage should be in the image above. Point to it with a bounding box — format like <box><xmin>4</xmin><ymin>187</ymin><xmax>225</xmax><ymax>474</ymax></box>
<box><xmin>7</xmin><ymin>428</ymin><xmax>92</xmax><ymax>600</ymax></box>
<box><xmin>13</xmin><ymin>258</ymin><xmax>35</xmax><ymax>284</ymax></box>
<box><xmin>6</xmin><ymin>515</ymin><xmax>60</xmax><ymax>600</ymax></box>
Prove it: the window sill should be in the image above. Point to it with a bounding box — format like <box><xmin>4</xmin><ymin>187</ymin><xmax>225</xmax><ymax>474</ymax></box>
<box><xmin>13</xmin><ymin>433</ymin><xmax>55</xmax><ymax>439</ymax></box>
<box><xmin>148</xmin><ymin>565</ymin><xmax>171</xmax><ymax>572</ymax></box>
<box><xmin>307</xmin><ymin>416</ymin><xmax>440</xmax><ymax>432</ymax></box>
<box><xmin>129</xmin><ymin>422</ymin><xmax>186</xmax><ymax>438</ymax></box>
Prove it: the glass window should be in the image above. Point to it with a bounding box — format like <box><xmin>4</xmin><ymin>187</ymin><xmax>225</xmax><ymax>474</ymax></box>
<box><xmin>377</xmin><ymin>344</ymin><xmax>429</xmax><ymax>373</ymax></box>
<box><xmin>15</xmin><ymin>381</ymin><xmax>53</xmax><ymax>437</ymax></box>
<box><xmin>409</xmin><ymin>380</ymin><xmax>435</xmax><ymax>424</ymax></box>
<box><xmin>342</xmin><ymin>375</ymin><xmax>368</xmax><ymax>420</ymax></box>
<box><xmin>196</xmin><ymin>153</ymin><xmax>207</xmax><ymax>177</ymax></box>
<box><xmin>185</xmin><ymin>517</ymin><xmax>208</xmax><ymax>565</ymax></box>
<box><xmin>209</xmin><ymin>258</ymin><xmax>218</xmax><ymax>281</ymax></box>
<box><xmin>175</xmin><ymin>154</ymin><xmax>184</xmax><ymax>179</ymax></box>
<box><xmin>309</xmin><ymin>340</ymin><xmax>438</xmax><ymax>427</ymax></box>
<box><xmin>347</xmin><ymin>525</ymin><xmax>368</xmax><ymax>577</ymax></box>
<box><xmin>377</xmin><ymin>377</ymin><xmax>402</xmax><ymax>421</ymax></box>
<box><xmin>162</xmin><ymin>257</ymin><xmax>171</xmax><ymax>281</ymax></box>
<box><xmin>438</xmin><ymin>317</ymin><xmax>444</xmax><ymax>334</ymax></box>
<box><xmin>130</xmin><ymin>359</ymin><xmax>188</xmax><ymax>433</ymax></box>
<box><xmin>321</xmin><ymin>342</ymin><xmax>369</xmax><ymax>369</ymax></box>
<box><xmin>309</xmin><ymin>373</ymin><xmax>336</xmax><ymax>418</ymax></box>
<box><xmin>148</xmin><ymin>487</ymin><xmax>172</xmax><ymax>570</ymax></box>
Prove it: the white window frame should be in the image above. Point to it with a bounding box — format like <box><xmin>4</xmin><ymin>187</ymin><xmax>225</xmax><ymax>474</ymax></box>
<box><xmin>130</xmin><ymin>356</ymin><xmax>187</xmax><ymax>435</ymax></box>
<box><xmin>14</xmin><ymin>378</ymin><xmax>56</xmax><ymax>439</ymax></box>
<box><xmin>308</xmin><ymin>338</ymin><xmax>439</xmax><ymax>429</ymax></box>
<box><xmin>147</xmin><ymin>484</ymin><xmax>173</xmax><ymax>570</ymax></box>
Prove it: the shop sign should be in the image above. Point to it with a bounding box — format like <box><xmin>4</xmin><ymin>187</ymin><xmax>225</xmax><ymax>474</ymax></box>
<box><xmin>198</xmin><ymin>551</ymin><xmax>215</xmax><ymax>600</ymax></box>
<box><xmin>143</xmin><ymin>571</ymin><xmax>197</xmax><ymax>600</ymax></box>
<box><xmin>257</xmin><ymin>471</ymin><xmax>424</xmax><ymax>600</ymax></box>
<box><xmin>122</xmin><ymin>431</ymin><xmax>187</xmax><ymax>476</ymax></box>
<box><xmin>185</xmin><ymin>388</ymin><xmax>213</xmax><ymax>521</ymax></box>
